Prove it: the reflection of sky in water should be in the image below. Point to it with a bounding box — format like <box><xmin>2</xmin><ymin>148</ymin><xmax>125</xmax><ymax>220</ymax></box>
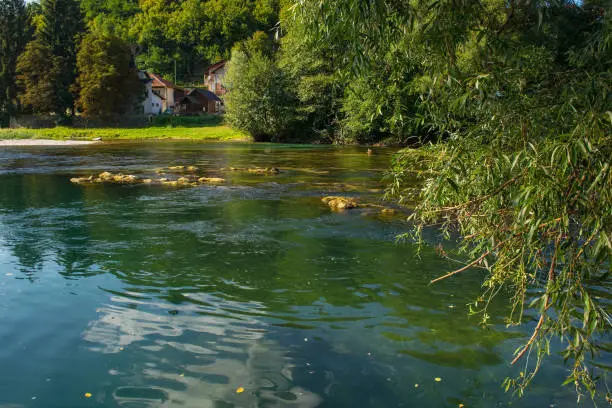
<box><xmin>83</xmin><ymin>293</ymin><xmax>323</xmax><ymax>407</ymax></box>
<box><xmin>84</xmin><ymin>294</ymin><xmax>264</xmax><ymax>352</ymax></box>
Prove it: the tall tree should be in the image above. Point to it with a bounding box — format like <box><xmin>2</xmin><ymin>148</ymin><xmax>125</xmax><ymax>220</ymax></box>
<box><xmin>17</xmin><ymin>0</ymin><xmax>83</xmax><ymax>119</ymax></box>
<box><xmin>277</xmin><ymin>5</ymin><xmax>344</xmax><ymax>143</ymax></box>
<box><xmin>16</xmin><ymin>39</ymin><xmax>62</xmax><ymax>114</ymax></box>
<box><xmin>75</xmin><ymin>32</ymin><xmax>143</xmax><ymax>117</ymax></box>
<box><xmin>225</xmin><ymin>32</ymin><xmax>296</xmax><ymax>141</ymax></box>
<box><xmin>0</xmin><ymin>0</ymin><xmax>28</xmax><ymax>127</ymax></box>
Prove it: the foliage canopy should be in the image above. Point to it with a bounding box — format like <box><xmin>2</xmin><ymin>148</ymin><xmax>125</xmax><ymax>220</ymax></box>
<box><xmin>224</xmin><ymin>32</ymin><xmax>296</xmax><ymax>141</ymax></box>
<box><xmin>16</xmin><ymin>39</ymin><xmax>63</xmax><ymax>114</ymax></box>
<box><xmin>0</xmin><ymin>0</ymin><xmax>29</xmax><ymax>126</ymax></box>
<box><xmin>292</xmin><ymin>0</ymin><xmax>612</xmax><ymax>400</ymax></box>
<box><xmin>75</xmin><ymin>32</ymin><xmax>143</xmax><ymax>117</ymax></box>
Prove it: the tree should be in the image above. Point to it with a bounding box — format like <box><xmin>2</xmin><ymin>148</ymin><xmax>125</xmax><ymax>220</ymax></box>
<box><xmin>225</xmin><ymin>32</ymin><xmax>296</xmax><ymax>141</ymax></box>
<box><xmin>39</xmin><ymin>0</ymin><xmax>84</xmax><ymax>116</ymax></box>
<box><xmin>0</xmin><ymin>0</ymin><xmax>28</xmax><ymax>127</ymax></box>
<box><xmin>16</xmin><ymin>0</ymin><xmax>83</xmax><ymax>119</ymax></box>
<box><xmin>277</xmin><ymin>5</ymin><xmax>344</xmax><ymax>143</ymax></box>
<box><xmin>75</xmin><ymin>32</ymin><xmax>143</xmax><ymax>117</ymax></box>
<box><xmin>293</xmin><ymin>0</ymin><xmax>612</xmax><ymax>400</ymax></box>
<box><xmin>81</xmin><ymin>0</ymin><xmax>140</xmax><ymax>39</ymax></box>
<box><xmin>16</xmin><ymin>39</ymin><xmax>62</xmax><ymax>114</ymax></box>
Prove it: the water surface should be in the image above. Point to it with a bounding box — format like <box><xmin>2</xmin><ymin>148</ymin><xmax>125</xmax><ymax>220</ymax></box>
<box><xmin>0</xmin><ymin>142</ymin><xmax>595</xmax><ymax>407</ymax></box>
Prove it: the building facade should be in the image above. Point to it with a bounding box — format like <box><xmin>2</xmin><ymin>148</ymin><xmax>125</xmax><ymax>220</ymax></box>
<box><xmin>203</xmin><ymin>61</ymin><xmax>227</xmax><ymax>97</ymax></box>
<box><xmin>138</xmin><ymin>71</ymin><xmax>164</xmax><ymax>115</ymax></box>
<box><xmin>149</xmin><ymin>73</ymin><xmax>181</xmax><ymax>112</ymax></box>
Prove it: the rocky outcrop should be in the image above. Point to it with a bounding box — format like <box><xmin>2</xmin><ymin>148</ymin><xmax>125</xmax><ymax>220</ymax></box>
<box><xmin>322</xmin><ymin>196</ymin><xmax>359</xmax><ymax>210</ymax></box>
<box><xmin>71</xmin><ymin>172</ymin><xmax>140</xmax><ymax>184</ymax></box>
<box><xmin>70</xmin><ymin>171</ymin><xmax>225</xmax><ymax>188</ymax></box>
<box><xmin>198</xmin><ymin>177</ymin><xmax>225</xmax><ymax>184</ymax></box>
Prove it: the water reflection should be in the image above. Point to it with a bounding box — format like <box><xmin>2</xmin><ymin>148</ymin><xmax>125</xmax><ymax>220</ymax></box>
<box><xmin>0</xmin><ymin>143</ymin><xmax>602</xmax><ymax>407</ymax></box>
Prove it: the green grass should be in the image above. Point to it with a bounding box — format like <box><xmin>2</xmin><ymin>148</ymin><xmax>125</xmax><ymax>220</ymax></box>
<box><xmin>0</xmin><ymin>125</ymin><xmax>249</xmax><ymax>142</ymax></box>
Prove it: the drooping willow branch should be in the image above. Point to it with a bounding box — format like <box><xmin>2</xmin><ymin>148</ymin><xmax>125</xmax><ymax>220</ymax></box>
<box><xmin>510</xmin><ymin>235</ymin><xmax>560</xmax><ymax>365</ymax></box>
<box><xmin>429</xmin><ymin>240</ymin><xmax>506</xmax><ymax>284</ymax></box>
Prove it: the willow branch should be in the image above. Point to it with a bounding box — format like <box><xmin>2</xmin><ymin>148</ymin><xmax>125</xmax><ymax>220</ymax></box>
<box><xmin>511</xmin><ymin>236</ymin><xmax>559</xmax><ymax>365</ymax></box>
<box><xmin>433</xmin><ymin>171</ymin><xmax>526</xmax><ymax>214</ymax></box>
<box><xmin>430</xmin><ymin>240</ymin><xmax>506</xmax><ymax>284</ymax></box>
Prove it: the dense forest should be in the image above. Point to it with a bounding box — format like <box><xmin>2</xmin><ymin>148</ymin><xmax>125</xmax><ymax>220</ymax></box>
<box><xmin>1</xmin><ymin>0</ymin><xmax>611</xmax><ymax>400</ymax></box>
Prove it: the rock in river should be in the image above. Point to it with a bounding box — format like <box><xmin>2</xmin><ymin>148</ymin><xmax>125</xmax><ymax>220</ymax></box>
<box><xmin>71</xmin><ymin>172</ymin><xmax>140</xmax><ymax>184</ymax></box>
<box><xmin>198</xmin><ymin>177</ymin><xmax>225</xmax><ymax>184</ymax></box>
<box><xmin>322</xmin><ymin>196</ymin><xmax>359</xmax><ymax>210</ymax></box>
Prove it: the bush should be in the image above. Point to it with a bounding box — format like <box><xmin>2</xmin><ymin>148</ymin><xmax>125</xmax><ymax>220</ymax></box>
<box><xmin>224</xmin><ymin>41</ymin><xmax>297</xmax><ymax>142</ymax></box>
<box><xmin>150</xmin><ymin>114</ymin><xmax>223</xmax><ymax>127</ymax></box>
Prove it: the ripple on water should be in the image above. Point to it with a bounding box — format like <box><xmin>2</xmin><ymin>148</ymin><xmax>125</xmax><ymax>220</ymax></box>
<box><xmin>0</xmin><ymin>143</ymin><xmax>603</xmax><ymax>408</ymax></box>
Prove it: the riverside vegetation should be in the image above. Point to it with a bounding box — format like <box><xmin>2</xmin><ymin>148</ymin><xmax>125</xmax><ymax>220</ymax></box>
<box><xmin>0</xmin><ymin>0</ymin><xmax>611</xmax><ymax>402</ymax></box>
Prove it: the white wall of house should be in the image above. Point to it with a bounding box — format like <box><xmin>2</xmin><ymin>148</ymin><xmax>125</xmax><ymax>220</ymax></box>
<box><xmin>153</xmin><ymin>87</ymin><xmax>175</xmax><ymax>112</ymax></box>
<box><xmin>142</xmin><ymin>82</ymin><xmax>163</xmax><ymax>115</ymax></box>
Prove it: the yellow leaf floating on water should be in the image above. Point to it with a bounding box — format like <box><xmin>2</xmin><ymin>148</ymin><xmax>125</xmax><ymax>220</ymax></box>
<box><xmin>414</xmin><ymin>384</ymin><xmax>419</xmax><ymax>388</ymax></box>
<box><xmin>84</xmin><ymin>393</ymin><xmax>92</xmax><ymax>398</ymax></box>
<box><xmin>236</xmin><ymin>387</ymin><xmax>245</xmax><ymax>394</ymax></box>
<box><xmin>434</xmin><ymin>377</ymin><xmax>442</xmax><ymax>382</ymax></box>
<box><xmin>459</xmin><ymin>404</ymin><xmax>465</xmax><ymax>408</ymax></box>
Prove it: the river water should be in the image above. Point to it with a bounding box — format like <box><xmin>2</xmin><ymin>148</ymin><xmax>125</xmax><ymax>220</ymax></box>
<box><xmin>0</xmin><ymin>142</ymin><xmax>592</xmax><ymax>407</ymax></box>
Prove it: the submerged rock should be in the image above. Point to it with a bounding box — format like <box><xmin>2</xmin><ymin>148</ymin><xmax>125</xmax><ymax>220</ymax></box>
<box><xmin>159</xmin><ymin>177</ymin><xmax>197</xmax><ymax>187</ymax></box>
<box><xmin>248</xmin><ymin>167</ymin><xmax>280</xmax><ymax>174</ymax></box>
<box><xmin>71</xmin><ymin>172</ymin><xmax>140</xmax><ymax>184</ymax></box>
<box><xmin>322</xmin><ymin>196</ymin><xmax>359</xmax><ymax>210</ymax></box>
<box><xmin>227</xmin><ymin>167</ymin><xmax>280</xmax><ymax>174</ymax></box>
<box><xmin>71</xmin><ymin>170</ymin><xmax>226</xmax><ymax>188</ymax></box>
<box><xmin>198</xmin><ymin>177</ymin><xmax>225</xmax><ymax>184</ymax></box>
<box><xmin>70</xmin><ymin>176</ymin><xmax>94</xmax><ymax>184</ymax></box>
<box><xmin>111</xmin><ymin>174</ymin><xmax>138</xmax><ymax>183</ymax></box>
<box><xmin>98</xmin><ymin>171</ymin><xmax>114</xmax><ymax>181</ymax></box>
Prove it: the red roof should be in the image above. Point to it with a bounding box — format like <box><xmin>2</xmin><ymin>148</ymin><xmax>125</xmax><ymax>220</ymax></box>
<box><xmin>205</xmin><ymin>60</ymin><xmax>227</xmax><ymax>75</ymax></box>
<box><xmin>149</xmin><ymin>73</ymin><xmax>178</xmax><ymax>89</ymax></box>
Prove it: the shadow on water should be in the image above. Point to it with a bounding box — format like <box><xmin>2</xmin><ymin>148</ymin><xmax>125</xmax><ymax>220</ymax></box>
<box><xmin>0</xmin><ymin>142</ymin><xmax>607</xmax><ymax>407</ymax></box>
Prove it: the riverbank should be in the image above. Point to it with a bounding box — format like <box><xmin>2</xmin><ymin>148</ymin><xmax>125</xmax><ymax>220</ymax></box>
<box><xmin>0</xmin><ymin>139</ymin><xmax>99</xmax><ymax>146</ymax></box>
<box><xmin>0</xmin><ymin>125</ymin><xmax>249</xmax><ymax>142</ymax></box>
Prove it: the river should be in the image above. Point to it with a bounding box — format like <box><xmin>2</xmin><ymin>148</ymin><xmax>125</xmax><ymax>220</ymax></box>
<box><xmin>0</xmin><ymin>142</ymin><xmax>590</xmax><ymax>407</ymax></box>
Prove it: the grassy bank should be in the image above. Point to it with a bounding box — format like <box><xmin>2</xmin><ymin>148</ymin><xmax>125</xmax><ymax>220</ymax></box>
<box><xmin>0</xmin><ymin>125</ymin><xmax>249</xmax><ymax>142</ymax></box>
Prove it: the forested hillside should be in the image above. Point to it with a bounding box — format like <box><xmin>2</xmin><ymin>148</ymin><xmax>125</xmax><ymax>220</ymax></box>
<box><xmin>80</xmin><ymin>0</ymin><xmax>279</xmax><ymax>82</ymax></box>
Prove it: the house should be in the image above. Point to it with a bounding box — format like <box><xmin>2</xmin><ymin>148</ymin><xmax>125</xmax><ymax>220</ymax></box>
<box><xmin>175</xmin><ymin>88</ymin><xmax>222</xmax><ymax>115</ymax></box>
<box><xmin>149</xmin><ymin>73</ymin><xmax>182</xmax><ymax>112</ymax></box>
<box><xmin>203</xmin><ymin>60</ymin><xmax>227</xmax><ymax>97</ymax></box>
<box><xmin>138</xmin><ymin>71</ymin><xmax>164</xmax><ymax>115</ymax></box>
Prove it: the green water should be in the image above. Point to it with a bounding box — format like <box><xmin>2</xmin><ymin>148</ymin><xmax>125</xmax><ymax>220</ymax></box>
<box><xmin>0</xmin><ymin>142</ymin><xmax>592</xmax><ymax>407</ymax></box>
